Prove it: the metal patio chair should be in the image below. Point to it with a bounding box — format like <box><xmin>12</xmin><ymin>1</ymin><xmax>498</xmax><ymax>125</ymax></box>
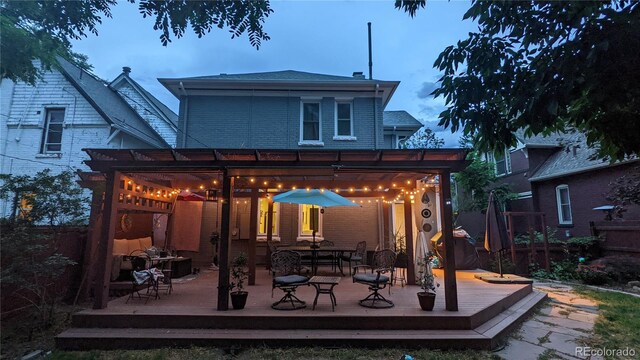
<box><xmin>271</xmin><ymin>250</ymin><xmax>309</xmax><ymax>310</ymax></box>
<box><xmin>352</xmin><ymin>249</ymin><xmax>396</xmax><ymax>308</ymax></box>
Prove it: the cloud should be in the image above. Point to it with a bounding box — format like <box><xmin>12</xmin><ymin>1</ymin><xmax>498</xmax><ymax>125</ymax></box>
<box><xmin>416</xmin><ymin>81</ymin><xmax>439</xmax><ymax>99</ymax></box>
<box><xmin>418</xmin><ymin>103</ymin><xmax>446</xmax><ymax>119</ymax></box>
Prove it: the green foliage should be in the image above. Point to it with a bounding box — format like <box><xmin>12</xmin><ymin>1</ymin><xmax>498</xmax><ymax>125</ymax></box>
<box><xmin>230</xmin><ymin>252</ymin><xmax>248</xmax><ymax>293</ymax></box>
<box><xmin>607</xmin><ymin>163</ymin><xmax>640</xmax><ymax>210</ymax></box>
<box><xmin>400</xmin><ymin>127</ymin><xmax>444</xmax><ymax>149</ymax></box>
<box><xmin>0</xmin><ymin>170</ymin><xmax>85</xmax><ymax>337</ymax></box>
<box><xmin>453</xmin><ymin>153</ymin><xmax>515</xmax><ymax>212</ymax></box>
<box><xmin>530</xmin><ymin>260</ymin><xmax>579</xmax><ymax>281</ymax></box>
<box><xmin>576</xmin><ymin>264</ymin><xmax>611</xmax><ymax>286</ymax></box>
<box><xmin>488</xmin><ymin>255</ymin><xmax>516</xmax><ymax>275</ymax></box>
<box><xmin>1</xmin><ymin>0</ymin><xmax>273</xmax><ymax>84</ymax></box>
<box><xmin>400</xmin><ymin>1</ymin><xmax>640</xmax><ymax>161</ymax></box>
<box><xmin>0</xmin><ymin>170</ymin><xmax>88</xmax><ymax>226</ymax></box>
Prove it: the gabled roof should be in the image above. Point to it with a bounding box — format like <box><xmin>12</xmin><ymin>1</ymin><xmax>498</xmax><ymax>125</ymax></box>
<box><xmin>56</xmin><ymin>57</ymin><xmax>169</xmax><ymax>148</ymax></box>
<box><xmin>383</xmin><ymin>111</ymin><xmax>422</xmax><ymax>129</ymax></box>
<box><xmin>110</xmin><ymin>73</ymin><xmax>178</xmax><ymax>128</ymax></box>
<box><xmin>527</xmin><ymin>132</ymin><xmax>638</xmax><ymax>182</ymax></box>
<box><xmin>159</xmin><ymin>70</ymin><xmax>400</xmax><ymax>107</ymax></box>
<box><xmin>515</xmin><ymin>130</ymin><xmax>567</xmax><ymax>148</ymax></box>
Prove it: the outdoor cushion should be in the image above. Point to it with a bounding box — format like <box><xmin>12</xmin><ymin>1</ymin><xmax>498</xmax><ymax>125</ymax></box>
<box><xmin>127</xmin><ymin>240</ymin><xmax>142</xmax><ymax>255</ymax></box>
<box><xmin>138</xmin><ymin>236</ymin><xmax>153</xmax><ymax>249</ymax></box>
<box><xmin>353</xmin><ymin>273</ymin><xmax>389</xmax><ymax>284</ymax></box>
<box><xmin>113</xmin><ymin>239</ymin><xmax>130</xmax><ymax>255</ymax></box>
<box><xmin>274</xmin><ymin>275</ymin><xmax>308</xmax><ymax>285</ymax></box>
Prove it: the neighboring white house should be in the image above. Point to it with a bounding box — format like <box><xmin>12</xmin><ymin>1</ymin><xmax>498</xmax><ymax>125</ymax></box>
<box><xmin>0</xmin><ymin>57</ymin><xmax>176</xmax><ymax>217</ymax></box>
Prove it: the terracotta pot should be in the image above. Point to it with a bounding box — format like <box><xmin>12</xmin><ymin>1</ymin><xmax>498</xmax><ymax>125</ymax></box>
<box><xmin>230</xmin><ymin>291</ymin><xmax>248</xmax><ymax>310</ymax></box>
<box><xmin>417</xmin><ymin>291</ymin><xmax>436</xmax><ymax>311</ymax></box>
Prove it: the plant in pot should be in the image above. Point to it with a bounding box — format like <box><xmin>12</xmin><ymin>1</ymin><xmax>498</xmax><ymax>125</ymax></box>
<box><xmin>417</xmin><ymin>251</ymin><xmax>439</xmax><ymax>311</ymax></box>
<box><xmin>393</xmin><ymin>229</ymin><xmax>408</xmax><ymax>269</ymax></box>
<box><xmin>229</xmin><ymin>252</ymin><xmax>249</xmax><ymax>310</ymax></box>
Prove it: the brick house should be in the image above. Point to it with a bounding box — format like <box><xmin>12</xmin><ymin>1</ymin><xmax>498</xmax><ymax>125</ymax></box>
<box><xmin>457</xmin><ymin>131</ymin><xmax>640</xmax><ymax>241</ymax></box>
<box><xmin>157</xmin><ymin>70</ymin><xmax>424</xmax><ymax>266</ymax></box>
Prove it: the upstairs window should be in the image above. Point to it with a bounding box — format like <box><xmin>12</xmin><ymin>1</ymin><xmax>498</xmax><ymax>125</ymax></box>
<box><xmin>488</xmin><ymin>149</ymin><xmax>511</xmax><ymax>176</ymax></box>
<box><xmin>301</xmin><ymin>101</ymin><xmax>321</xmax><ymax>142</ymax></box>
<box><xmin>40</xmin><ymin>108</ymin><xmax>65</xmax><ymax>153</ymax></box>
<box><xmin>555</xmin><ymin>185</ymin><xmax>573</xmax><ymax>225</ymax></box>
<box><xmin>335</xmin><ymin>101</ymin><xmax>353</xmax><ymax>138</ymax></box>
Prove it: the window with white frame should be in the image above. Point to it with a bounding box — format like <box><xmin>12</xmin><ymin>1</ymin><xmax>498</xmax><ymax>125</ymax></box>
<box><xmin>40</xmin><ymin>108</ymin><xmax>65</xmax><ymax>153</ymax></box>
<box><xmin>300</xmin><ymin>101</ymin><xmax>321</xmax><ymax>142</ymax></box>
<box><xmin>334</xmin><ymin>101</ymin><xmax>354</xmax><ymax>138</ymax></box>
<box><xmin>555</xmin><ymin>185</ymin><xmax>573</xmax><ymax>225</ymax></box>
<box><xmin>488</xmin><ymin>149</ymin><xmax>511</xmax><ymax>176</ymax></box>
<box><xmin>298</xmin><ymin>204</ymin><xmax>323</xmax><ymax>240</ymax></box>
<box><xmin>258</xmin><ymin>198</ymin><xmax>279</xmax><ymax>238</ymax></box>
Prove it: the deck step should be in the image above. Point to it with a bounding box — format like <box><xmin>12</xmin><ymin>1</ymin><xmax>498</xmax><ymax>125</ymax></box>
<box><xmin>56</xmin><ymin>328</ymin><xmax>491</xmax><ymax>350</ymax></box>
<box><xmin>56</xmin><ymin>291</ymin><xmax>546</xmax><ymax>351</ymax></box>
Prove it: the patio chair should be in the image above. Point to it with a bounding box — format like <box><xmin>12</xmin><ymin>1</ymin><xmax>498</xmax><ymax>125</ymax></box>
<box><xmin>127</xmin><ymin>254</ymin><xmax>154</xmax><ymax>303</ymax></box>
<box><xmin>352</xmin><ymin>249</ymin><xmax>396</xmax><ymax>308</ymax></box>
<box><xmin>340</xmin><ymin>241</ymin><xmax>366</xmax><ymax>276</ymax></box>
<box><xmin>271</xmin><ymin>250</ymin><xmax>309</xmax><ymax>310</ymax></box>
<box><xmin>316</xmin><ymin>240</ymin><xmax>338</xmax><ymax>272</ymax></box>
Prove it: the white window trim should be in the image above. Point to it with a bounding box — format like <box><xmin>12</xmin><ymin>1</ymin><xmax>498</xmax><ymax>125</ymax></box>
<box><xmin>40</xmin><ymin>107</ymin><xmax>66</xmax><ymax>154</ymax></box>
<box><xmin>257</xmin><ymin>199</ymin><xmax>280</xmax><ymax>241</ymax></box>
<box><xmin>555</xmin><ymin>185</ymin><xmax>573</xmax><ymax>225</ymax></box>
<box><xmin>296</xmin><ymin>204</ymin><xmax>324</xmax><ymax>241</ymax></box>
<box><xmin>299</xmin><ymin>100</ymin><xmax>322</xmax><ymax>145</ymax></box>
<box><xmin>334</xmin><ymin>100</ymin><xmax>355</xmax><ymax>139</ymax></box>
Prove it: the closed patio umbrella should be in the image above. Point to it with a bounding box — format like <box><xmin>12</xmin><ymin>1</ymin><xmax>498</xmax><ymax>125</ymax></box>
<box><xmin>484</xmin><ymin>191</ymin><xmax>510</xmax><ymax>277</ymax></box>
<box><xmin>272</xmin><ymin>189</ymin><xmax>358</xmax><ymax>247</ymax></box>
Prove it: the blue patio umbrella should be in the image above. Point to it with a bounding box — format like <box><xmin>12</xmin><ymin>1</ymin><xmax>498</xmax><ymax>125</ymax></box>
<box><xmin>272</xmin><ymin>189</ymin><xmax>358</xmax><ymax>247</ymax></box>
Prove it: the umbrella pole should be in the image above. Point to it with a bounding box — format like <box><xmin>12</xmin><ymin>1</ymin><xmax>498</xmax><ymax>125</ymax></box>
<box><xmin>498</xmin><ymin>251</ymin><xmax>504</xmax><ymax>278</ymax></box>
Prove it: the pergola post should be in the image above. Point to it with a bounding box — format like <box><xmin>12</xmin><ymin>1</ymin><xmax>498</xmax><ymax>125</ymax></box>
<box><xmin>216</xmin><ymin>173</ymin><xmax>234</xmax><ymax>310</ymax></box>
<box><xmin>382</xmin><ymin>200</ymin><xmax>391</xmax><ymax>249</ymax></box>
<box><xmin>93</xmin><ymin>170</ymin><xmax>120</xmax><ymax>309</ymax></box>
<box><xmin>79</xmin><ymin>189</ymin><xmax>104</xmax><ymax>301</ymax></box>
<box><xmin>439</xmin><ymin>172</ymin><xmax>458</xmax><ymax>311</ymax></box>
<box><xmin>248</xmin><ymin>189</ymin><xmax>259</xmax><ymax>285</ymax></box>
<box><xmin>265</xmin><ymin>197</ymin><xmax>274</xmax><ymax>270</ymax></box>
<box><xmin>404</xmin><ymin>192</ymin><xmax>416</xmax><ymax>285</ymax></box>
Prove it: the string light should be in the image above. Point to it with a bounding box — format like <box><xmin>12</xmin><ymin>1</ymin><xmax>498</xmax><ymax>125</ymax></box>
<box><xmin>199</xmin><ymin>185</ymin><xmax>204</xmax><ymax>190</ymax></box>
<box><xmin>277</xmin><ymin>184</ymin><xmax>282</xmax><ymax>189</ymax></box>
<box><xmin>250</xmin><ymin>178</ymin><xmax>255</xmax><ymax>183</ymax></box>
<box><xmin>292</xmin><ymin>186</ymin><xmax>297</xmax><ymax>190</ymax></box>
<box><xmin>263</xmin><ymin>181</ymin><xmax>268</xmax><ymax>186</ymax></box>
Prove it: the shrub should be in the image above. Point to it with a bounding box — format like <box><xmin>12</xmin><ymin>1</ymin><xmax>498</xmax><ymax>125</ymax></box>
<box><xmin>576</xmin><ymin>264</ymin><xmax>611</xmax><ymax>285</ymax></box>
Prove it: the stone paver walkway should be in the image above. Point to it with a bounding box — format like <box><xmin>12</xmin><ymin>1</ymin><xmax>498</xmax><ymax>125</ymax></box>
<box><xmin>496</xmin><ymin>282</ymin><xmax>600</xmax><ymax>360</ymax></box>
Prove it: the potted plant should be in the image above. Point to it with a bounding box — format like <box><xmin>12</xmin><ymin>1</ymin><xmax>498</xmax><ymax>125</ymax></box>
<box><xmin>229</xmin><ymin>252</ymin><xmax>249</xmax><ymax>309</ymax></box>
<box><xmin>392</xmin><ymin>229</ymin><xmax>408</xmax><ymax>269</ymax></box>
<box><xmin>417</xmin><ymin>251</ymin><xmax>439</xmax><ymax>311</ymax></box>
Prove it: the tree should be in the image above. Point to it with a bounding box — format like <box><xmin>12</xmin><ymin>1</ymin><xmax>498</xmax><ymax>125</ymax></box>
<box><xmin>1</xmin><ymin>0</ymin><xmax>273</xmax><ymax>84</ymax></box>
<box><xmin>0</xmin><ymin>170</ymin><xmax>86</xmax><ymax>336</ymax></box>
<box><xmin>453</xmin><ymin>134</ymin><xmax>515</xmax><ymax>213</ymax></box>
<box><xmin>397</xmin><ymin>1</ymin><xmax>640</xmax><ymax>161</ymax></box>
<box><xmin>607</xmin><ymin>163</ymin><xmax>640</xmax><ymax>217</ymax></box>
<box><xmin>400</xmin><ymin>127</ymin><xmax>444</xmax><ymax>149</ymax></box>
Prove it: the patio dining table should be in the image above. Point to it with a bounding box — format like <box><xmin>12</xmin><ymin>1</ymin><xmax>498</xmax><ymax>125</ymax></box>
<box><xmin>284</xmin><ymin>246</ymin><xmax>355</xmax><ymax>275</ymax></box>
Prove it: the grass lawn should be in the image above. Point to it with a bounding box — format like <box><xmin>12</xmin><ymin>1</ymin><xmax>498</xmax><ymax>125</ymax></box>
<box><xmin>575</xmin><ymin>288</ymin><xmax>640</xmax><ymax>358</ymax></box>
<box><xmin>48</xmin><ymin>347</ymin><xmax>499</xmax><ymax>360</ymax></box>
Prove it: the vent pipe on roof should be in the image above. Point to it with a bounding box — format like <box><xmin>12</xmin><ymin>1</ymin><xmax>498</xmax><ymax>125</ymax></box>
<box><xmin>122</xmin><ymin>66</ymin><xmax>131</xmax><ymax>75</ymax></box>
<box><xmin>368</xmin><ymin>22</ymin><xmax>373</xmax><ymax>80</ymax></box>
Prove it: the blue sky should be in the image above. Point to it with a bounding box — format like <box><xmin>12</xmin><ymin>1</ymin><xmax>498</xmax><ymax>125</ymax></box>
<box><xmin>71</xmin><ymin>0</ymin><xmax>476</xmax><ymax>146</ymax></box>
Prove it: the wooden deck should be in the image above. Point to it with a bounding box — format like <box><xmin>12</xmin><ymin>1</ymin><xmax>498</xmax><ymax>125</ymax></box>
<box><xmin>57</xmin><ymin>268</ymin><xmax>546</xmax><ymax>350</ymax></box>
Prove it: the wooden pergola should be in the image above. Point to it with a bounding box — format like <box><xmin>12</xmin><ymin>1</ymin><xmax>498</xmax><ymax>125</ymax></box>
<box><xmin>82</xmin><ymin>148</ymin><xmax>468</xmax><ymax>312</ymax></box>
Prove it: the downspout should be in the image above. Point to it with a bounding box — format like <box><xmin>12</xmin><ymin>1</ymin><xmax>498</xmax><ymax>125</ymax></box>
<box><xmin>373</xmin><ymin>83</ymin><xmax>379</xmax><ymax>149</ymax></box>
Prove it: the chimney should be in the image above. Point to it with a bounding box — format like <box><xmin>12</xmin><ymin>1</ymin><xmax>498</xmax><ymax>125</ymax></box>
<box><xmin>352</xmin><ymin>71</ymin><xmax>365</xmax><ymax>79</ymax></box>
<box><xmin>122</xmin><ymin>66</ymin><xmax>131</xmax><ymax>76</ymax></box>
